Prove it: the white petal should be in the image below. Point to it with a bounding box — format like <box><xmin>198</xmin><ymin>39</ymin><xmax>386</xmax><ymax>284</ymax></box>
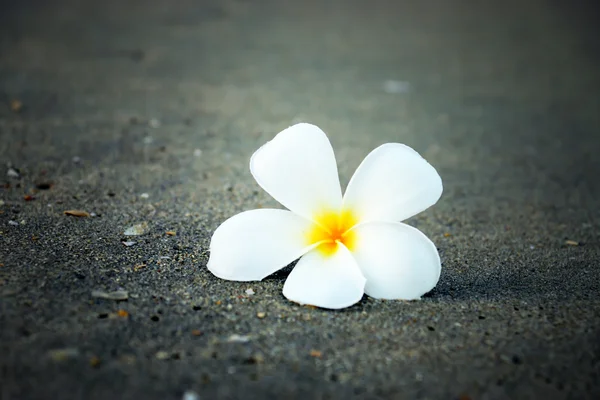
<box><xmin>342</xmin><ymin>143</ymin><xmax>442</xmax><ymax>222</ymax></box>
<box><xmin>250</xmin><ymin>123</ymin><xmax>343</xmax><ymax>220</ymax></box>
<box><xmin>282</xmin><ymin>244</ymin><xmax>366</xmax><ymax>309</ymax></box>
<box><xmin>208</xmin><ymin>209</ymin><xmax>314</xmax><ymax>281</ymax></box>
<box><xmin>351</xmin><ymin>222</ymin><xmax>441</xmax><ymax>299</ymax></box>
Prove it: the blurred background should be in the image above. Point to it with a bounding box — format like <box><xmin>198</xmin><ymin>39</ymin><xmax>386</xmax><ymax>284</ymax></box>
<box><xmin>1</xmin><ymin>1</ymin><xmax>599</xmax><ymax>399</ymax></box>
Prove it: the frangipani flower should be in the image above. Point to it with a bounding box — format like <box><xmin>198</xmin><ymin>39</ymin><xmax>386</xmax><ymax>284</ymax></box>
<box><xmin>208</xmin><ymin>123</ymin><xmax>443</xmax><ymax>309</ymax></box>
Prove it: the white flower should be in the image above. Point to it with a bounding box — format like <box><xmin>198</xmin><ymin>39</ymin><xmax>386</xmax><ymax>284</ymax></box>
<box><xmin>208</xmin><ymin>123</ymin><xmax>443</xmax><ymax>309</ymax></box>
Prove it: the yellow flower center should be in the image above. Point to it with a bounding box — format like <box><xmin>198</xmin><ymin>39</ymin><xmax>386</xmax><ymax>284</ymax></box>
<box><xmin>307</xmin><ymin>209</ymin><xmax>358</xmax><ymax>256</ymax></box>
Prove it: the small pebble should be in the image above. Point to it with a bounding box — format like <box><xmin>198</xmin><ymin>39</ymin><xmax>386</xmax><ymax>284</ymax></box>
<box><xmin>155</xmin><ymin>351</ymin><xmax>169</xmax><ymax>360</ymax></box>
<box><xmin>7</xmin><ymin>168</ymin><xmax>20</xmax><ymax>179</ymax></box>
<box><xmin>383</xmin><ymin>79</ymin><xmax>411</xmax><ymax>94</ymax></box>
<box><xmin>182</xmin><ymin>390</ymin><xmax>200</xmax><ymax>400</ymax></box>
<box><xmin>124</xmin><ymin>222</ymin><xmax>148</xmax><ymax>236</ymax></box>
<box><xmin>226</xmin><ymin>334</ymin><xmax>250</xmax><ymax>343</ymax></box>
<box><xmin>256</xmin><ymin>312</ymin><xmax>266</xmax><ymax>319</ymax></box>
<box><xmin>245</xmin><ymin>288</ymin><xmax>255</xmax><ymax>295</ymax></box>
<box><xmin>148</xmin><ymin>118</ymin><xmax>161</xmax><ymax>128</ymax></box>
<box><xmin>64</xmin><ymin>210</ymin><xmax>90</xmax><ymax>218</ymax></box>
<box><xmin>140</xmin><ymin>193</ymin><xmax>149</xmax><ymax>199</ymax></box>
<box><xmin>72</xmin><ymin>156</ymin><xmax>81</xmax><ymax>164</ymax></box>
<box><xmin>193</xmin><ymin>149</ymin><xmax>202</xmax><ymax>157</ymax></box>
<box><xmin>91</xmin><ymin>290</ymin><xmax>129</xmax><ymax>301</ymax></box>
<box><xmin>122</xmin><ymin>241</ymin><xmax>136</xmax><ymax>247</ymax></box>
<box><xmin>143</xmin><ymin>136</ymin><xmax>154</xmax><ymax>144</ymax></box>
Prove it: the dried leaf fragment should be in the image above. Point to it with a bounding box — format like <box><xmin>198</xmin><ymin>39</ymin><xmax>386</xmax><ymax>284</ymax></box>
<box><xmin>309</xmin><ymin>349</ymin><xmax>322</xmax><ymax>358</ymax></box>
<box><xmin>48</xmin><ymin>348</ymin><xmax>79</xmax><ymax>361</ymax></box>
<box><xmin>165</xmin><ymin>231</ymin><xmax>176</xmax><ymax>236</ymax></box>
<box><xmin>10</xmin><ymin>99</ymin><xmax>23</xmax><ymax>112</ymax></box>
<box><xmin>64</xmin><ymin>210</ymin><xmax>90</xmax><ymax>218</ymax></box>
<box><xmin>89</xmin><ymin>356</ymin><xmax>101</xmax><ymax>367</ymax></box>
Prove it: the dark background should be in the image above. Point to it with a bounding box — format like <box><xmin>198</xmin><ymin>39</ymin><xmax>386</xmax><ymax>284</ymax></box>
<box><xmin>1</xmin><ymin>0</ymin><xmax>599</xmax><ymax>399</ymax></box>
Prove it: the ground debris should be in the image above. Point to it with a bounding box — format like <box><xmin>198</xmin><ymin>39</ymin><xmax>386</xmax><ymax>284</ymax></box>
<box><xmin>48</xmin><ymin>348</ymin><xmax>79</xmax><ymax>362</ymax></box>
<box><xmin>124</xmin><ymin>222</ymin><xmax>148</xmax><ymax>236</ymax></box>
<box><xmin>7</xmin><ymin>168</ymin><xmax>20</xmax><ymax>179</ymax></box>
<box><xmin>64</xmin><ymin>210</ymin><xmax>90</xmax><ymax>217</ymax></box>
<box><xmin>565</xmin><ymin>240</ymin><xmax>580</xmax><ymax>246</ymax></box>
<box><xmin>182</xmin><ymin>391</ymin><xmax>200</xmax><ymax>400</ymax></box>
<box><xmin>10</xmin><ymin>99</ymin><xmax>23</xmax><ymax>112</ymax></box>
<box><xmin>309</xmin><ymin>349</ymin><xmax>323</xmax><ymax>358</ymax></box>
<box><xmin>245</xmin><ymin>288</ymin><xmax>255</xmax><ymax>295</ymax></box>
<box><xmin>89</xmin><ymin>356</ymin><xmax>101</xmax><ymax>367</ymax></box>
<box><xmin>121</xmin><ymin>241</ymin><xmax>136</xmax><ymax>247</ymax></box>
<box><xmin>226</xmin><ymin>334</ymin><xmax>250</xmax><ymax>343</ymax></box>
<box><xmin>91</xmin><ymin>289</ymin><xmax>129</xmax><ymax>301</ymax></box>
<box><xmin>166</xmin><ymin>230</ymin><xmax>176</xmax><ymax>236</ymax></box>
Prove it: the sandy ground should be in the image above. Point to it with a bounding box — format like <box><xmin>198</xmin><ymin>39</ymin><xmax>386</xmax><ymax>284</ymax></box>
<box><xmin>1</xmin><ymin>0</ymin><xmax>599</xmax><ymax>399</ymax></box>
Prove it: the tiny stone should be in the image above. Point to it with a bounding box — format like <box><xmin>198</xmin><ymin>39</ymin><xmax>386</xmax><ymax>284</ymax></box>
<box><xmin>383</xmin><ymin>79</ymin><xmax>411</xmax><ymax>94</ymax></box>
<box><xmin>149</xmin><ymin>118</ymin><xmax>161</xmax><ymax>128</ymax></box>
<box><xmin>182</xmin><ymin>390</ymin><xmax>200</xmax><ymax>400</ymax></box>
<box><xmin>193</xmin><ymin>149</ymin><xmax>202</xmax><ymax>157</ymax></box>
<box><xmin>91</xmin><ymin>290</ymin><xmax>129</xmax><ymax>301</ymax></box>
<box><xmin>245</xmin><ymin>288</ymin><xmax>255</xmax><ymax>295</ymax></box>
<box><xmin>8</xmin><ymin>220</ymin><xmax>19</xmax><ymax>226</ymax></box>
<box><xmin>7</xmin><ymin>168</ymin><xmax>20</xmax><ymax>178</ymax></box>
<box><xmin>123</xmin><ymin>222</ymin><xmax>148</xmax><ymax>236</ymax></box>
<box><xmin>122</xmin><ymin>241</ymin><xmax>136</xmax><ymax>247</ymax></box>
<box><xmin>143</xmin><ymin>136</ymin><xmax>154</xmax><ymax>144</ymax></box>
<box><xmin>140</xmin><ymin>193</ymin><xmax>149</xmax><ymax>199</ymax></box>
<box><xmin>155</xmin><ymin>351</ymin><xmax>169</xmax><ymax>360</ymax></box>
<box><xmin>256</xmin><ymin>312</ymin><xmax>266</xmax><ymax>319</ymax></box>
<box><xmin>72</xmin><ymin>156</ymin><xmax>81</xmax><ymax>164</ymax></box>
<box><xmin>226</xmin><ymin>334</ymin><xmax>250</xmax><ymax>343</ymax></box>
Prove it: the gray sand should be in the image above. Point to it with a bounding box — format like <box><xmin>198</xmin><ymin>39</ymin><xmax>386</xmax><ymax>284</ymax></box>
<box><xmin>1</xmin><ymin>1</ymin><xmax>599</xmax><ymax>399</ymax></box>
